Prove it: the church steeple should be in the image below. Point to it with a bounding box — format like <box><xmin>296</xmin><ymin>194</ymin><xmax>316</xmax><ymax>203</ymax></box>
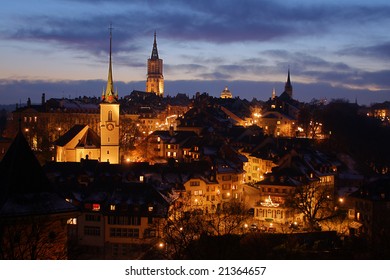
<box><xmin>102</xmin><ymin>24</ymin><xmax>118</xmax><ymax>103</ymax></box>
<box><xmin>146</xmin><ymin>31</ymin><xmax>164</xmax><ymax>96</ymax></box>
<box><xmin>284</xmin><ymin>68</ymin><xmax>293</xmax><ymax>98</ymax></box>
<box><xmin>151</xmin><ymin>31</ymin><xmax>159</xmax><ymax>59</ymax></box>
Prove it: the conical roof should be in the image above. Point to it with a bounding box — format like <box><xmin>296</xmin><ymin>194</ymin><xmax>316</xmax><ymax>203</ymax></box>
<box><xmin>0</xmin><ymin>130</ymin><xmax>78</xmax><ymax>218</ymax></box>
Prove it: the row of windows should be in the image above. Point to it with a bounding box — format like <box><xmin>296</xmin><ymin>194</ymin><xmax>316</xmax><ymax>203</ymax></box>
<box><xmin>110</xmin><ymin>228</ymin><xmax>139</xmax><ymax>238</ymax></box>
<box><xmin>256</xmin><ymin>209</ymin><xmax>286</xmax><ymax>219</ymax></box>
<box><xmin>24</xmin><ymin>116</ymin><xmax>38</xmax><ymax>123</ymax></box>
<box><xmin>193</xmin><ymin>190</ymin><xmax>203</xmax><ymax>196</ymax></box>
<box><xmin>108</xmin><ymin>216</ymin><xmax>141</xmax><ymax>225</ymax></box>
<box><xmin>85</xmin><ymin>214</ymin><xmax>101</xmax><ymax>222</ymax></box>
<box><xmin>84</xmin><ymin>226</ymin><xmax>101</xmax><ymax>236</ymax></box>
<box><xmin>166</xmin><ymin>151</ymin><xmax>177</xmax><ymax>157</ymax></box>
<box><xmin>262</xmin><ymin>187</ymin><xmax>292</xmax><ymax>194</ymax></box>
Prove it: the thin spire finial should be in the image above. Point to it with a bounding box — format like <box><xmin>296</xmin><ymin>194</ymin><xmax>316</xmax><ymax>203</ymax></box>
<box><xmin>102</xmin><ymin>23</ymin><xmax>117</xmax><ymax>103</ymax></box>
<box><xmin>151</xmin><ymin>30</ymin><xmax>159</xmax><ymax>59</ymax></box>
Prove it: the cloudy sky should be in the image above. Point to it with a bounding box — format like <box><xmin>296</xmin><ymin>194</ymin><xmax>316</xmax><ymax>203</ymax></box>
<box><xmin>1</xmin><ymin>0</ymin><xmax>389</xmax><ymax>105</ymax></box>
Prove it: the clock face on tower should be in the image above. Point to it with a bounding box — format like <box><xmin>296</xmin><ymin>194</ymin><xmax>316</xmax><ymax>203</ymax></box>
<box><xmin>107</xmin><ymin>123</ymin><xmax>114</xmax><ymax>131</ymax></box>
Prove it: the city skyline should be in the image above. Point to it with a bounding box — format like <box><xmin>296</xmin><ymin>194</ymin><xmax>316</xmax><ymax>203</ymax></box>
<box><xmin>1</xmin><ymin>0</ymin><xmax>390</xmax><ymax>105</ymax></box>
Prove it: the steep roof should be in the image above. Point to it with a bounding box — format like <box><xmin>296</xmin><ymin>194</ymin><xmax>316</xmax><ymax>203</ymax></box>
<box><xmin>54</xmin><ymin>124</ymin><xmax>100</xmax><ymax>148</ymax></box>
<box><xmin>0</xmin><ymin>130</ymin><xmax>78</xmax><ymax>218</ymax></box>
<box><xmin>0</xmin><ymin>130</ymin><xmax>51</xmax><ymax>196</ymax></box>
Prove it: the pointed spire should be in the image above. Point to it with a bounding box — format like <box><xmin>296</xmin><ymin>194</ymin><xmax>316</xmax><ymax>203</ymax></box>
<box><xmin>102</xmin><ymin>23</ymin><xmax>117</xmax><ymax>103</ymax></box>
<box><xmin>151</xmin><ymin>31</ymin><xmax>159</xmax><ymax>59</ymax></box>
<box><xmin>272</xmin><ymin>87</ymin><xmax>276</xmax><ymax>100</ymax></box>
<box><xmin>287</xmin><ymin>67</ymin><xmax>291</xmax><ymax>84</ymax></box>
<box><xmin>284</xmin><ymin>66</ymin><xmax>293</xmax><ymax>98</ymax></box>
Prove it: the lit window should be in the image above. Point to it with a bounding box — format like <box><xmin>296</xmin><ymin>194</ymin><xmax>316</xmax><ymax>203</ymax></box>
<box><xmin>92</xmin><ymin>204</ymin><xmax>100</xmax><ymax>211</ymax></box>
<box><xmin>139</xmin><ymin>175</ymin><xmax>144</xmax><ymax>182</ymax></box>
<box><xmin>67</xmin><ymin>218</ymin><xmax>77</xmax><ymax>225</ymax></box>
<box><xmin>110</xmin><ymin>205</ymin><xmax>116</xmax><ymax>211</ymax></box>
<box><xmin>148</xmin><ymin>206</ymin><xmax>154</xmax><ymax>212</ymax></box>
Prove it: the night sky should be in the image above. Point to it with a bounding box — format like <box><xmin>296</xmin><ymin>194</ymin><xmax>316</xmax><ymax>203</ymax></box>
<box><xmin>1</xmin><ymin>0</ymin><xmax>389</xmax><ymax>105</ymax></box>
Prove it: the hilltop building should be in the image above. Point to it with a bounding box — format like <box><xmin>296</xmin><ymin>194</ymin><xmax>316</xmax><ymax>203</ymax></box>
<box><xmin>258</xmin><ymin>69</ymin><xmax>301</xmax><ymax>137</ymax></box>
<box><xmin>220</xmin><ymin>86</ymin><xmax>233</xmax><ymax>99</ymax></box>
<box><xmin>146</xmin><ymin>32</ymin><xmax>164</xmax><ymax>97</ymax></box>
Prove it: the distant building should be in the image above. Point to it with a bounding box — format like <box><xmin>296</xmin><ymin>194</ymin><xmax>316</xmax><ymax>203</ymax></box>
<box><xmin>146</xmin><ymin>32</ymin><xmax>164</xmax><ymax>97</ymax></box>
<box><xmin>220</xmin><ymin>86</ymin><xmax>233</xmax><ymax>99</ymax></box>
<box><xmin>260</xmin><ymin>111</ymin><xmax>296</xmax><ymax>137</ymax></box>
<box><xmin>259</xmin><ymin>69</ymin><xmax>301</xmax><ymax>137</ymax></box>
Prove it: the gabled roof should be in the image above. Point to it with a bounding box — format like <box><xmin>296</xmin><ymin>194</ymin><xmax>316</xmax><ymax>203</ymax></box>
<box><xmin>261</xmin><ymin>110</ymin><xmax>294</xmax><ymax>120</ymax></box>
<box><xmin>55</xmin><ymin>124</ymin><xmax>100</xmax><ymax>148</ymax></box>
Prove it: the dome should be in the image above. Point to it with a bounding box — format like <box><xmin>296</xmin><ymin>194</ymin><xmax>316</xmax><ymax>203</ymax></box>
<box><xmin>220</xmin><ymin>86</ymin><xmax>232</xmax><ymax>99</ymax></box>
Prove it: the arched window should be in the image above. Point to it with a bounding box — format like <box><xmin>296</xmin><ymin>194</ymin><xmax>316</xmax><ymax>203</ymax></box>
<box><xmin>108</xmin><ymin>110</ymin><xmax>113</xmax><ymax>121</ymax></box>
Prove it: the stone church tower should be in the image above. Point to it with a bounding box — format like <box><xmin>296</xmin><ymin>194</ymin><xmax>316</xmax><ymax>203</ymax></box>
<box><xmin>100</xmin><ymin>26</ymin><xmax>120</xmax><ymax>164</ymax></box>
<box><xmin>146</xmin><ymin>32</ymin><xmax>164</xmax><ymax>96</ymax></box>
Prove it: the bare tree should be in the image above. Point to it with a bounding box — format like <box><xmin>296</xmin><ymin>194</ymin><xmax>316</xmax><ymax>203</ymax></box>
<box><xmin>0</xmin><ymin>216</ymin><xmax>69</xmax><ymax>260</ymax></box>
<box><xmin>298</xmin><ymin>99</ymin><xmax>324</xmax><ymax>139</ymax></box>
<box><xmin>204</xmin><ymin>200</ymin><xmax>251</xmax><ymax>236</ymax></box>
<box><xmin>287</xmin><ymin>182</ymin><xmax>336</xmax><ymax>231</ymax></box>
<box><xmin>162</xmin><ymin>201</ymin><xmax>208</xmax><ymax>259</ymax></box>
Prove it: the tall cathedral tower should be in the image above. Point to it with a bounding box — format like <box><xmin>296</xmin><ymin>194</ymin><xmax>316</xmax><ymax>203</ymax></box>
<box><xmin>146</xmin><ymin>32</ymin><xmax>164</xmax><ymax>96</ymax></box>
<box><xmin>100</xmin><ymin>25</ymin><xmax>120</xmax><ymax>164</ymax></box>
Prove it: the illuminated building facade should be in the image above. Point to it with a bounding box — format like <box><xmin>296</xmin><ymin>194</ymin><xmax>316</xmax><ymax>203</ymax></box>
<box><xmin>146</xmin><ymin>32</ymin><xmax>164</xmax><ymax>96</ymax></box>
<box><xmin>220</xmin><ymin>86</ymin><xmax>233</xmax><ymax>99</ymax></box>
<box><xmin>100</xmin><ymin>27</ymin><xmax>120</xmax><ymax>164</ymax></box>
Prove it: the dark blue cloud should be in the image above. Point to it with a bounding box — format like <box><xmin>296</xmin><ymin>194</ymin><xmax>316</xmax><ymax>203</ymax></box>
<box><xmin>5</xmin><ymin>0</ymin><xmax>390</xmax><ymax>50</ymax></box>
<box><xmin>338</xmin><ymin>42</ymin><xmax>390</xmax><ymax>60</ymax></box>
